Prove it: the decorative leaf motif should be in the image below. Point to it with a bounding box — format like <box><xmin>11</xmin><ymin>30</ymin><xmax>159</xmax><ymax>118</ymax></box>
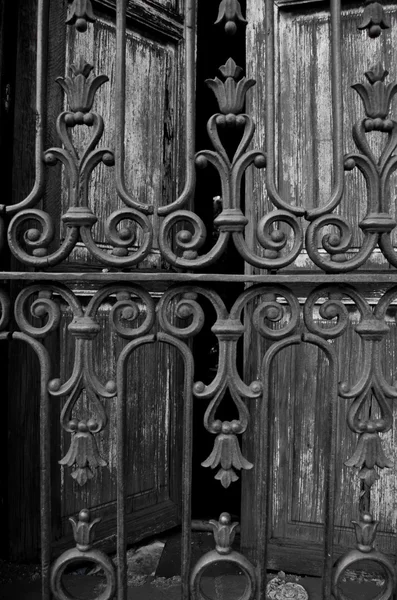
<box><xmin>345</xmin><ymin>430</ymin><xmax>392</xmax><ymax>488</ymax></box>
<box><xmin>215</xmin><ymin>468</ymin><xmax>239</xmax><ymax>487</ymax></box>
<box><xmin>59</xmin><ymin>419</ymin><xmax>107</xmax><ymax>486</ymax></box>
<box><xmin>206</xmin><ymin>58</ymin><xmax>255</xmax><ymax>115</ymax></box>
<box><xmin>218</xmin><ymin>58</ymin><xmax>243</xmax><ymax>80</ymax></box>
<box><xmin>352</xmin><ymin>512</ymin><xmax>379</xmax><ymax>552</ymax></box>
<box><xmin>59</xmin><ymin>376</ymin><xmax>108</xmax><ymax>486</ymax></box>
<box><xmin>201</xmin><ymin>429</ymin><xmax>253</xmax><ymax>488</ymax></box>
<box><xmin>352</xmin><ymin>63</ymin><xmax>397</xmax><ymax>121</ymax></box>
<box><xmin>42</xmin><ymin>59</ymin><xmax>115</xmax><ymax>241</ymax></box>
<box><xmin>56</xmin><ymin>58</ymin><xmax>109</xmax><ymax>114</ymax></box>
<box><xmin>365</xmin><ymin>63</ymin><xmax>389</xmax><ymax>84</ymax></box>
<box><xmin>209</xmin><ymin>512</ymin><xmax>239</xmax><ymax>554</ymax></box>
<box><xmin>70</xmin><ymin>508</ymin><xmax>101</xmax><ymax>551</ymax></box>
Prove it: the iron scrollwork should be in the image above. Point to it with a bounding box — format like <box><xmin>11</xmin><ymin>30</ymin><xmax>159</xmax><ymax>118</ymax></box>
<box><xmin>15</xmin><ymin>283</ymin><xmax>157</xmax><ymax>487</ymax></box>
<box><xmin>305</xmin><ymin>285</ymin><xmax>396</xmax><ymax>494</ymax></box>
<box><xmin>7</xmin><ymin>276</ymin><xmax>397</xmax><ymax>598</ymax></box>
<box><xmin>159</xmin><ymin>58</ymin><xmax>304</xmax><ymax>271</ymax></box>
<box><xmin>7</xmin><ymin>0</ymin><xmax>397</xmax><ymax>597</ymax></box>
<box><xmin>7</xmin><ymin>54</ymin><xmax>154</xmax><ymax>268</ymax></box>
<box><xmin>307</xmin><ymin>64</ymin><xmax>397</xmax><ymax>272</ymax></box>
<box><xmin>158</xmin><ymin>286</ymin><xmax>262</xmax><ymax>488</ymax></box>
<box><xmin>5</xmin><ymin>0</ymin><xmax>397</xmax><ymax>276</ymax></box>
<box><xmin>305</xmin><ymin>285</ymin><xmax>397</xmax><ymax>598</ymax></box>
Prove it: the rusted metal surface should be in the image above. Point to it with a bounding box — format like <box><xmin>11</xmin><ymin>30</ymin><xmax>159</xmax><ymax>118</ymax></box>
<box><xmin>3</xmin><ymin>0</ymin><xmax>397</xmax><ymax>598</ymax></box>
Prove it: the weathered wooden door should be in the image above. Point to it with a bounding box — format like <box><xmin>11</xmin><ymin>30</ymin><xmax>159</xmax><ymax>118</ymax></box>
<box><xmin>6</xmin><ymin>0</ymin><xmax>188</xmax><ymax>561</ymax></box>
<box><xmin>241</xmin><ymin>0</ymin><xmax>397</xmax><ymax>576</ymax></box>
<box><xmin>5</xmin><ymin>0</ymin><xmax>397</xmax><ymax>598</ymax></box>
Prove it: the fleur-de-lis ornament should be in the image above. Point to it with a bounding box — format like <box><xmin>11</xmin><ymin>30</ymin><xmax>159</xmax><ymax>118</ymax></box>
<box><xmin>352</xmin><ymin>63</ymin><xmax>397</xmax><ymax>130</ymax></box>
<box><xmin>55</xmin><ymin>314</ymin><xmax>116</xmax><ymax>487</ymax></box>
<box><xmin>206</xmin><ymin>58</ymin><xmax>255</xmax><ymax>124</ymax></box>
<box><xmin>352</xmin><ymin>512</ymin><xmax>379</xmax><ymax>552</ymax></box>
<box><xmin>66</xmin><ymin>0</ymin><xmax>96</xmax><ymax>32</ymax></box>
<box><xmin>201</xmin><ymin>420</ymin><xmax>253</xmax><ymax>488</ymax></box>
<box><xmin>215</xmin><ymin>0</ymin><xmax>247</xmax><ymax>35</ymax></box>
<box><xmin>59</xmin><ymin>416</ymin><xmax>107</xmax><ymax>486</ymax></box>
<box><xmin>70</xmin><ymin>508</ymin><xmax>101</xmax><ymax>551</ymax></box>
<box><xmin>56</xmin><ymin>58</ymin><xmax>108</xmax><ymax>122</ymax></box>
<box><xmin>345</xmin><ymin>425</ymin><xmax>393</xmax><ymax>487</ymax></box>
<box><xmin>358</xmin><ymin>0</ymin><xmax>390</xmax><ymax>38</ymax></box>
<box><xmin>209</xmin><ymin>513</ymin><xmax>239</xmax><ymax>554</ymax></box>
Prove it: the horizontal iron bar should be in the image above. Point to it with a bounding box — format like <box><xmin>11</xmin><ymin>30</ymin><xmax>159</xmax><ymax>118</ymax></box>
<box><xmin>1</xmin><ymin>271</ymin><xmax>397</xmax><ymax>283</ymax></box>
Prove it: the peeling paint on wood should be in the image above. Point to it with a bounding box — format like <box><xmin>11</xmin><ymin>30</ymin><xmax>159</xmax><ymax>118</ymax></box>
<box><xmin>246</xmin><ymin>1</ymin><xmax>397</xmax><ymax>271</ymax></box>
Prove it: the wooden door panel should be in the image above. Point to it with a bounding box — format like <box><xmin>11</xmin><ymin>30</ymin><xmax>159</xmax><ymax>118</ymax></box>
<box><xmin>243</xmin><ymin>0</ymin><xmax>397</xmax><ymax>574</ymax></box>
<box><xmin>62</xmin><ymin>1</ymin><xmax>184</xmax><ymax>268</ymax></box>
<box><xmin>52</xmin><ymin>296</ymin><xmax>185</xmax><ymax>554</ymax></box>
<box><xmin>242</xmin><ymin>301</ymin><xmax>397</xmax><ymax>573</ymax></box>
<box><xmin>246</xmin><ymin>0</ymin><xmax>397</xmax><ymax>271</ymax></box>
<box><xmin>7</xmin><ymin>0</ymin><xmax>189</xmax><ymax>559</ymax></box>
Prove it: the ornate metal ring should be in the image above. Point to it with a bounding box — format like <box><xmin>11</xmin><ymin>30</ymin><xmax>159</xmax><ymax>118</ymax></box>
<box><xmin>332</xmin><ymin>548</ymin><xmax>396</xmax><ymax>600</ymax></box>
<box><xmin>190</xmin><ymin>549</ymin><xmax>256</xmax><ymax>600</ymax></box>
<box><xmin>50</xmin><ymin>547</ymin><xmax>117</xmax><ymax>600</ymax></box>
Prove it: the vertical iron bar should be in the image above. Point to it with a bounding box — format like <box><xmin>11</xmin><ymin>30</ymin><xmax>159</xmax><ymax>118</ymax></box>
<box><xmin>330</xmin><ymin>0</ymin><xmax>344</xmax><ymax>206</ymax></box>
<box><xmin>303</xmin><ymin>334</ymin><xmax>338</xmax><ymax>600</ymax></box>
<box><xmin>38</xmin><ymin>340</ymin><xmax>51</xmax><ymax>600</ymax></box>
<box><xmin>116</xmin><ymin>335</ymin><xmax>157</xmax><ymax>600</ymax></box>
<box><xmin>264</xmin><ymin>0</ymin><xmax>279</xmax><ymax>211</ymax></box>
<box><xmin>116</xmin><ymin>343</ymin><xmax>128</xmax><ymax>600</ymax></box>
<box><xmin>258</xmin><ymin>336</ymin><xmax>301</xmax><ymax>600</ymax></box>
<box><xmin>115</xmin><ymin>0</ymin><xmax>128</xmax><ymax>210</ymax></box>
<box><xmin>7</xmin><ymin>0</ymin><xmax>49</xmax><ymax>215</ymax></box>
<box><xmin>115</xmin><ymin>0</ymin><xmax>152</xmax><ymax>214</ymax></box>
<box><xmin>31</xmin><ymin>0</ymin><xmax>49</xmax><ymax>206</ymax></box>
<box><xmin>157</xmin><ymin>333</ymin><xmax>194</xmax><ymax>600</ymax></box>
<box><xmin>116</xmin><ymin>334</ymin><xmax>193</xmax><ymax>599</ymax></box>
<box><xmin>255</xmin><ymin>364</ymin><xmax>269</xmax><ymax>600</ymax></box>
<box><xmin>323</xmin><ymin>351</ymin><xmax>337</xmax><ymax>600</ymax></box>
<box><xmin>265</xmin><ymin>0</ymin><xmax>344</xmax><ymax>217</ymax></box>
<box><xmin>157</xmin><ymin>0</ymin><xmax>196</xmax><ymax>216</ymax></box>
<box><xmin>115</xmin><ymin>0</ymin><xmax>196</xmax><ymax>214</ymax></box>
<box><xmin>264</xmin><ymin>0</ymin><xmax>304</xmax><ymax>216</ymax></box>
<box><xmin>179</xmin><ymin>345</ymin><xmax>193</xmax><ymax>600</ymax></box>
<box><xmin>307</xmin><ymin>0</ymin><xmax>344</xmax><ymax>218</ymax></box>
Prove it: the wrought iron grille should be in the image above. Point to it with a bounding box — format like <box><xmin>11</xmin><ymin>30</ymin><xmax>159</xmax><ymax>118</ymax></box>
<box><xmin>4</xmin><ymin>0</ymin><xmax>397</xmax><ymax>598</ymax></box>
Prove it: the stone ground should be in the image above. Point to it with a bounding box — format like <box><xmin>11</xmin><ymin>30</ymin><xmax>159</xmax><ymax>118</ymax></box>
<box><xmin>0</xmin><ymin>572</ymin><xmax>386</xmax><ymax>599</ymax></box>
<box><xmin>0</xmin><ymin>533</ymin><xmax>387</xmax><ymax>599</ymax></box>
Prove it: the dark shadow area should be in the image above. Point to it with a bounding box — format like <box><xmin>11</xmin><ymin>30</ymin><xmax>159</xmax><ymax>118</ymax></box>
<box><xmin>190</xmin><ymin>0</ymin><xmax>247</xmax><ymax>523</ymax></box>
